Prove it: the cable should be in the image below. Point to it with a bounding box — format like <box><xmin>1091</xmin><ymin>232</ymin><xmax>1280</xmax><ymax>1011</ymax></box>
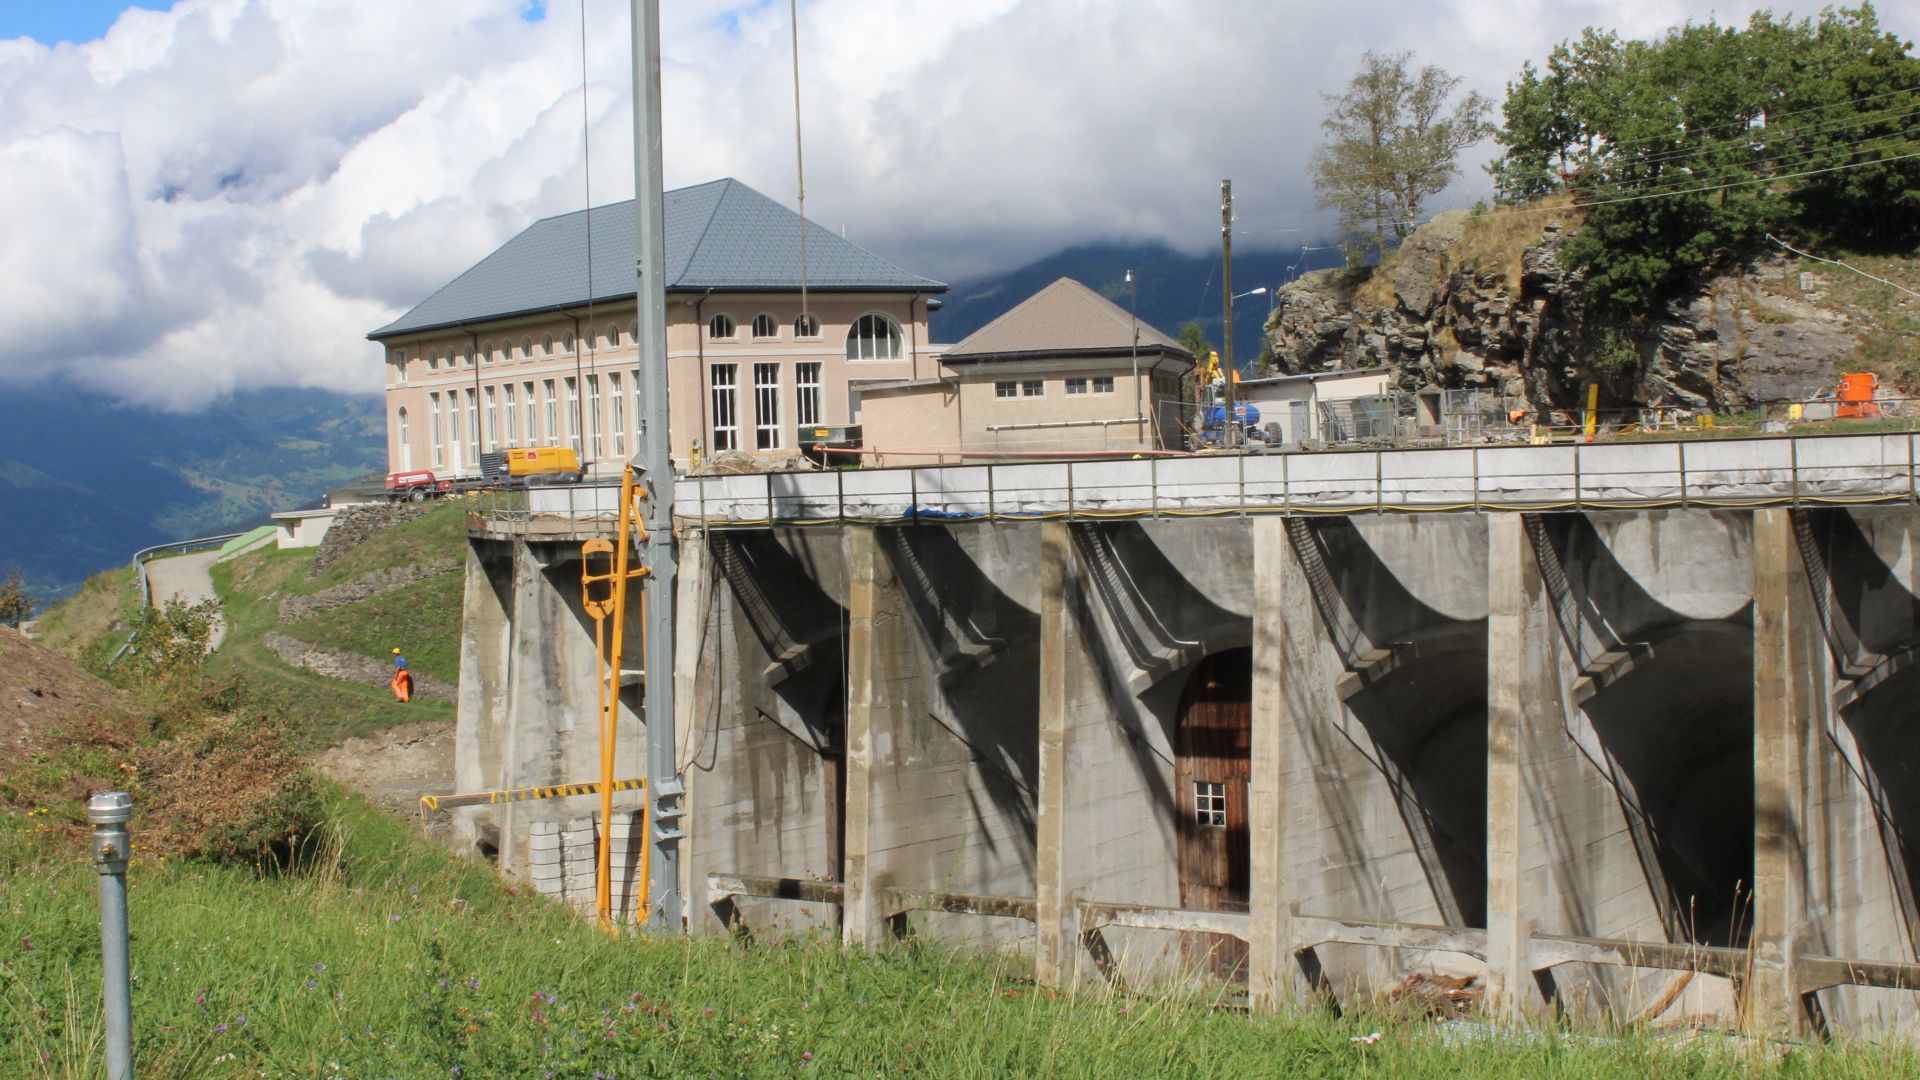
<box><xmin>789</xmin><ymin>0</ymin><xmax>809</xmax><ymax>330</ymax></box>
<box><xmin>1767</xmin><ymin>233</ymin><xmax>1920</xmax><ymax>299</ymax></box>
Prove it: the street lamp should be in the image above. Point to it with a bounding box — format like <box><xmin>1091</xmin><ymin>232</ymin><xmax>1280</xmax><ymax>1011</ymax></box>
<box><xmin>1222</xmin><ymin>286</ymin><xmax>1267</xmax><ymax>448</ymax></box>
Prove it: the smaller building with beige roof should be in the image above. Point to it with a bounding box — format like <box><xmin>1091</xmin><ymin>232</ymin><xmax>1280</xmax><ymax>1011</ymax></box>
<box><xmin>857</xmin><ymin>277</ymin><xmax>1194</xmax><ymax>460</ymax></box>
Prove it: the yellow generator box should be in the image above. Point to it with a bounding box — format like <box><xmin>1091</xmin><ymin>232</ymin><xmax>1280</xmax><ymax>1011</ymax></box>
<box><xmin>508</xmin><ymin>446</ymin><xmax>582</xmax><ymax>478</ymax></box>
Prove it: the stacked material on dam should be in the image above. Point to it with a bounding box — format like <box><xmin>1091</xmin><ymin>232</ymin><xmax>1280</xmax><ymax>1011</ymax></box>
<box><xmin>457</xmin><ymin>454</ymin><xmax>1920</xmax><ymax>1039</ymax></box>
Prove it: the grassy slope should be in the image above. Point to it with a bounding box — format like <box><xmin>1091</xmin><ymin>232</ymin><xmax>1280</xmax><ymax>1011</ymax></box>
<box><xmin>204</xmin><ymin>502</ymin><xmax>470</xmax><ymax>750</ymax></box>
<box><xmin>7</xmin><ymin>787</ymin><xmax>1917</xmax><ymax>1079</ymax></box>
<box><xmin>30</xmin><ymin>499</ymin><xmax>469</xmax><ymax>750</ymax></box>
<box><xmin>28</xmin><ymin>564</ymin><xmax>140</xmax><ymax>672</ymax></box>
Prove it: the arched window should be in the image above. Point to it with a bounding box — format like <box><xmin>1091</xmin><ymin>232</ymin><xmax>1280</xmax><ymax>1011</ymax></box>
<box><xmin>564</xmin><ymin>331</ymin><xmax>576</xmax><ymax>353</ymax></box>
<box><xmin>542</xmin><ymin>334</ymin><xmax>554</xmax><ymax>357</ymax></box>
<box><xmin>846</xmin><ymin>313</ymin><xmax>903</xmax><ymax>361</ymax></box>
<box><xmin>627</xmin><ymin>320</ymin><xmax>637</xmax><ymax>342</ymax></box>
<box><xmin>751</xmin><ymin>313</ymin><xmax>778</xmax><ymax>340</ymax></box>
<box><xmin>606</xmin><ymin>324</ymin><xmax>620</xmax><ymax>348</ymax></box>
<box><xmin>520</xmin><ymin>336</ymin><xmax>533</xmax><ymax>360</ymax></box>
<box><xmin>708</xmin><ymin>313</ymin><xmax>737</xmax><ymax>340</ymax></box>
<box><xmin>793</xmin><ymin>313</ymin><xmax>821</xmax><ymax>339</ymax></box>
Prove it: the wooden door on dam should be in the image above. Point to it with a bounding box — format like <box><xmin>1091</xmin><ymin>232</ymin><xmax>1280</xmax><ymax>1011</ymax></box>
<box><xmin>1175</xmin><ymin>648</ymin><xmax>1251</xmax><ymax>976</ymax></box>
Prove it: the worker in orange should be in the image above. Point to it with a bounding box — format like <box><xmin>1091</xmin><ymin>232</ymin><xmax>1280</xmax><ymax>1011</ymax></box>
<box><xmin>390</xmin><ymin>647</ymin><xmax>413</xmax><ymax>703</ymax></box>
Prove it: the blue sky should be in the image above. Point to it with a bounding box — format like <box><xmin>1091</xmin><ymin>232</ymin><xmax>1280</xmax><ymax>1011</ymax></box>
<box><xmin>0</xmin><ymin>1</ymin><xmax>551</xmax><ymax>44</ymax></box>
<box><xmin>0</xmin><ymin>0</ymin><xmax>169</xmax><ymax>44</ymax></box>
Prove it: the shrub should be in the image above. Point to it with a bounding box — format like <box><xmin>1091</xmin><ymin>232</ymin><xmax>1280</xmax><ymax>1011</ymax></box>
<box><xmin>133</xmin><ymin>711</ymin><xmax>325</xmax><ymax>868</ymax></box>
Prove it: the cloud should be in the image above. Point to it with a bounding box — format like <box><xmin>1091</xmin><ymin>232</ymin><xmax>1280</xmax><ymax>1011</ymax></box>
<box><xmin>0</xmin><ymin>0</ymin><xmax>1912</xmax><ymax>408</ymax></box>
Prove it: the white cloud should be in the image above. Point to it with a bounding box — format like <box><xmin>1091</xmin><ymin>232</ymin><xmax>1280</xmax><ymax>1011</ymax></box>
<box><xmin>0</xmin><ymin>0</ymin><xmax>1912</xmax><ymax>408</ymax></box>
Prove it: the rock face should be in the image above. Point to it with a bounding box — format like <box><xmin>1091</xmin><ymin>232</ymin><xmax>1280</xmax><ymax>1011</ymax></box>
<box><xmin>1265</xmin><ymin>210</ymin><xmax>1861</xmax><ymax>412</ymax></box>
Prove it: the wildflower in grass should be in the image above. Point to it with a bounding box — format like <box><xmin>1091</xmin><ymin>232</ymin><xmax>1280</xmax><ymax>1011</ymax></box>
<box><xmin>389</xmin><ymin>914</ymin><xmax>402</xmax><ymax>923</ymax></box>
<box><xmin>305</xmin><ymin>979</ymin><xmax>317</xmax><ymax>990</ymax></box>
<box><xmin>802</xmin><ymin>1051</ymin><xmax>814</xmax><ymax>1062</ymax></box>
<box><xmin>195</xmin><ymin>990</ymin><xmax>206</xmax><ymax>1005</ymax></box>
<box><xmin>314</xmin><ymin>962</ymin><xmax>327</xmax><ymax>973</ymax></box>
<box><xmin>465</xmin><ymin>977</ymin><xmax>481</xmax><ymax>991</ymax></box>
<box><xmin>213</xmin><ymin>1024</ymin><xmax>228</xmax><ymax>1034</ymax></box>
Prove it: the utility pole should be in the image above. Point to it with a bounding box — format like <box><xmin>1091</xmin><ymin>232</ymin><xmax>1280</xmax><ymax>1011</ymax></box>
<box><xmin>1127</xmin><ymin>269</ymin><xmax>1141</xmax><ymax>444</ymax></box>
<box><xmin>1220</xmin><ymin>179</ymin><xmax>1237</xmax><ymax>448</ymax></box>
<box><xmin>630</xmin><ymin>0</ymin><xmax>682</xmax><ymax>931</ymax></box>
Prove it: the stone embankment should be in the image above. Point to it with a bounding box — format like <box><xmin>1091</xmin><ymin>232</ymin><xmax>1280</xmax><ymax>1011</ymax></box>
<box><xmin>1265</xmin><ymin>209</ymin><xmax>1861</xmax><ymax>412</ymax></box>
<box><xmin>309</xmin><ymin>503</ymin><xmax>432</xmax><ymax>575</ymax></box>
<box><xmin>278</xmin><ymin>560</ymin><xmax>460</xmax><ymax>624</ymax></box>
<box><xmin>264</xmin><ymin>632</ymin><xmax>456</xmax><ymax>703</ymax></box>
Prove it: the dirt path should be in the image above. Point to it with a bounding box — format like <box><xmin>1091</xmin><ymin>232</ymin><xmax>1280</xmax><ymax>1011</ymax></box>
<box><xmin>313</xmin><ymin>718</ymin><xmax>457</xmax><ymax>838</ymax></box>
<box><xmin>145</xmin><ymin>550</ymin><xmax>227</xmax><ymax>651</ymax></box>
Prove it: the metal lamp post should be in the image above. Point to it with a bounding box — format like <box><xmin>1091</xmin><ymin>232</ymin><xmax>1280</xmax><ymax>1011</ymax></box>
<box><xmin>89</xmin><ymin>791</ymin><xmax>134</xmax><ymax>1080</ymax></box>
<box><xmin>1223</xmin><ymin>286</ymin><xmax>1266</xmax><ymax>446</ymax></box>
<box><xmin>1126</xmin><ymin>269</ymin><xmax>1142</xmax><ymax>443</ymax></box>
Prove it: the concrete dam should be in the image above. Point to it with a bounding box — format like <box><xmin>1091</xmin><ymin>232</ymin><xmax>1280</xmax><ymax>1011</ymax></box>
<box><xmin>452</xmin><ymin>432</ymin><xmax>1920</xmax><ymax>1036</ymax></box>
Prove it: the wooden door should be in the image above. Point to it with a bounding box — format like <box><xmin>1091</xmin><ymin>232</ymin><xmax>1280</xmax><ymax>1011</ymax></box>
<box><xmin>1174</xmin><ymin>648</ymin><xmax>1252</xmax><ymax>977</ymax></box>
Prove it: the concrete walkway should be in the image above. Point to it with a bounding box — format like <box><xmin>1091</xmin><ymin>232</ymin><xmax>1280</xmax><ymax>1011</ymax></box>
<box><xmin>144</xmin><ymin>549</ymin><xmax>227</xmax><ymax>652</ymax></box>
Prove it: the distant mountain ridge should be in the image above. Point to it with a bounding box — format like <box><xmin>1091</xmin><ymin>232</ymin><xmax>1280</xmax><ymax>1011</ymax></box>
<box><xmin>929</xmin><ymin>241</ymin><xmax>1344</xmax><ymax>363</ymax></box>
<box><xmin>0</xmin><ymin>385</ymin><xmax>384</xmax><ymax>597</ymax></box>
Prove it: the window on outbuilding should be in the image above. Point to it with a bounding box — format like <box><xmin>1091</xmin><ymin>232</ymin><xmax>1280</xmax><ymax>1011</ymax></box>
<box><xmin>1093</xmin><ymin>376</ymin><xmax>1115</xmax><ymax>394</ymax></box>
<box><xmin>994</xmin><ymin>381</ymin><xmax>1017</xmax><ymax>399</ymax></box>
<box><xmin>1194</xmin><ymin>781</ymin><xmax>1227</xmax><ymax>828</ymax></box>
<box><xmin>1065</xmin><ymin>378</ymin><xmax>1087</xmax><ymax>395</ymax></box>
<box><xmin>1020</xmin><ymin>379</ymin><xmax>1044</xmax><ymax>397</ymax></box>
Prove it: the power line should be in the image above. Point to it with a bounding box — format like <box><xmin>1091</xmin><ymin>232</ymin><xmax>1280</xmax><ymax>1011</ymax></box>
<box><xmin>1768</xmin><ymin>233</ymin><xmax>1920</xmax><ymax>300</ymax></box>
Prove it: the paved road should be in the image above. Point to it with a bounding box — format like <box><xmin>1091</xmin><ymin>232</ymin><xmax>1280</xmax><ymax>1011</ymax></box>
<box><xmin>144</xmin><ymin>549</ymin><xmax>227</xmax><ymax>652</ymax></box>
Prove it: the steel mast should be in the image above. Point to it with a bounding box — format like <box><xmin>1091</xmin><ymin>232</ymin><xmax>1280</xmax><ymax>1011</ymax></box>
<box><xmin>629</xmin><ymin>0</ymin><xmax>681</xmax><ymax>930</ymax></box>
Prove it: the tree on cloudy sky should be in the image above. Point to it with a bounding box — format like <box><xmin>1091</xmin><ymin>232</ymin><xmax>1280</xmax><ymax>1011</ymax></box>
<box><xmin>1310</xmin><ymin>51</ymin><xmax>1494</xmax><ymax>261</ymax></box>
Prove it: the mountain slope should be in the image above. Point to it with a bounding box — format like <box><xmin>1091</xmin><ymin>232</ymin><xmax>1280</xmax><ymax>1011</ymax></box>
<box><xmin>0</xmin><ymin>384</ymin><xmax>384</xmax><ymax>596</ymax></box>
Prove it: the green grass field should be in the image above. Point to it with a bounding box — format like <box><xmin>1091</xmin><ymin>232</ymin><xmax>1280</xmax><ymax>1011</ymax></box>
<box><xmin>7</xmin><ymin>786</ymin><xmax>1915</xmax><ymax>1079</ymax></box>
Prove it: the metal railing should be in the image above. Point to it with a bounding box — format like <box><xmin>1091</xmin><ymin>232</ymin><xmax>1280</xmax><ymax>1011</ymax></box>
<box><xmin>666</xmin><ymin>430</ymin><xmax>1920</xmax><ymax>527</ymax></box>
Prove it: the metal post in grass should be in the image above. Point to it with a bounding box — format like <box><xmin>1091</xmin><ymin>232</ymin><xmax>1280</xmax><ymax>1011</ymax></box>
<box><xmin>89</xmin><ymin>791</ymin><xmax>134</xmax><ymax>1080</ymax></box>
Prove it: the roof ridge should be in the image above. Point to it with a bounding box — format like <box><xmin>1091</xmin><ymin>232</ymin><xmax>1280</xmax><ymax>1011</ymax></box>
<box><xmin>674</xmin><ymin>178</ymin><xmax>734</xmax><ymax>287</ymax></box>
<box><xmin>946</xmin><ymin>277</ymin><xmax>1079</xmax><ymax>353</ymax></box>
<box><xmin>525</xmin><ymin>177</ymin><xmax>736</xmax><ymax>228</ymax></box>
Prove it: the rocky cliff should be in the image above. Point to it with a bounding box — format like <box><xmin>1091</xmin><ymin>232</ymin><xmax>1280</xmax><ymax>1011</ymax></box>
<box><xmin>1264</xmin><ymin>208</ymin><xmax>1869</xmax><ymax>412</ymax></box>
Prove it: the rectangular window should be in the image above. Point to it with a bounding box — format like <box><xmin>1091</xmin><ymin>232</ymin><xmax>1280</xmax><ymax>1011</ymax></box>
<box><xmin>544</xmin><ymin>380</ymin><xmax>559</xmax><ymax>447</ymax></box>
<box><xmin>1065</xmin><ymin>378</ymin><xmax>1088</xmax><ymax>395</ymax></box>
<box><xmin>503</xmin><ymin>383</ymin><xmax>517</xmax><ymax>447</ymax></box>
<box><xmin>710</xmin><ymin>363</ymin><xmax>739</xmax><ymax>451</ymax></box>
<box><xmin>1093</xmin><ymin>376</ymin><xmax>1115</xmax><ymax>394</ymax></box>
<box><xmin>564</xmin><ymin>377</ymin><xmax>581</xmax><ymax>455</ymax></box>
<box><xmin>795</xmin><ymin>362</ymin><xmax>822</xmax><ymax>426</ymax></box>
<box><xmin>484</xmin><ymin>386</ymin><xmax>499</xmax><ymax>452</ymax></box>
<box><xmin>753</xmin><ymin>362</ymin><xmax>781</xmax><ymax>450</ymax></box>
<box><xmin>609</xmin><ymin>372</ymin><xmax>626</xmax><ymax>458</ymax></box>
<box><xmin>465</xmin><ymin>388</ymin><xmax>480</xmax><ymax>466</ymax></box>
<box><xmin>994</xmin><ymin>381</ymin><xmax>1017</xmax><ymax>399</ymax></box>
<box><xmin>524</xmin><ymin>382</ymin><xmax>538</xmax><ymax>446</ymax></box>
<box><xmin>447</xmin><ymin>390</ymin><xmax>463</xmax><ymax>470</ymax></box>
<box><xmin>1020</xmin><ymin>379</ymin><xmax>1044</xmax><ymax>397</ymax></box>
<box><xmin>586</xmin><ymin>374</ymin><xmax>603</xmax><ymax>458</ymax></box>
<box><xmin>1194</xmin><ymin>781</ymin><xmax>1227</xmax><ymax>828</ymax></box>
<box><xmin>429</xmin><ymin>393</ymin><xmax>443</xmax><ymax>467</ymax></box>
